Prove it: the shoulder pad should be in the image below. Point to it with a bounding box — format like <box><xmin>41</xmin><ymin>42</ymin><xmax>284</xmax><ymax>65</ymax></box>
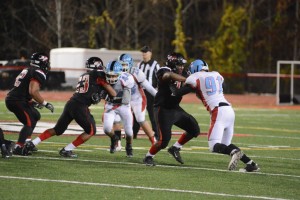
<box><xmin>156</xmin><ymin>67</ymin><xmax>171</xmax><ymax>78</ymax></box>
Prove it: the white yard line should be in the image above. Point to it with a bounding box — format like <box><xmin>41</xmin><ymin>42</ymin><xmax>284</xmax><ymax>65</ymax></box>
<box><xmin>11</xmin><ymin>155</ymin><xmax>300</xmax><ymax>179</ymax></box>
<box><xmin>0</xmin><ymin>175</ymin><xmax>291</xmax><ymax>200</ymax></box>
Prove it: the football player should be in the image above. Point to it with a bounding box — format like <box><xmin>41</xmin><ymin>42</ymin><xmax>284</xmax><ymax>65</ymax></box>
<box><xmin>173</xmin><ymin>59</ymin><xmax>260</xmax><ymax>172</ymax></box>
<box><xmin>24</xmin><ymin>57</ymin><xmax>116</xmax><ymax>157</ymax></box>
<box><xmin>143</xmin><ymin>52</ymin><xmax>200</xmax><ymax>166</ymax></box>
<box><xmin>118</xmin><ymin>54</ymin><xmax>157</xmax><ymax>145</ymax></box>
<box><xmin>102</xmin><ymin>60</ymin><xmax>135</xmax><ymax>157</ymax></box>
<box><xmin>5</xmin><ymin>52</ymin><xmax>54</xmax><ymax>156</ymax></box>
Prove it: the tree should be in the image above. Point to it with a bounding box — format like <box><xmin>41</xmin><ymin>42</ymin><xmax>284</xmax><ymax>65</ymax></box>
<box><xmin>84</xmin><ymin>10</ymin><xmax>115</xmax><ymax>48</ymax></box>
<box><xmin>202</xmin><ymin>3</ymin><xmax>248</xmax><ymax>73</ymax></box>
<box><xmin>172</xmin><ymin>0</ymin><xmax>187</xmax><ymax>58</ymax></box>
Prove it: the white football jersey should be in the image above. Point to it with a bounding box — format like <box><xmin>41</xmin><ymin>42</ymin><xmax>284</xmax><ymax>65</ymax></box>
<box><xmin>130</xmin><ymin>67</ymin><xmax>146</xmax><ymax>101</ymax></box>
<box><xmin>185</xmin><ymin>71</ymin><xmax>230</xmax><ymax>111</ymax></box>
<box><xmin>103</xmin><ymin>72</ymin><xmax>135</xmax><ymax>136</ymax></box>
<box><xmin>130</xmin><ymin>67</ymin><xmax>156</xmax><ymax>102</ymax></box>
<box><xmin>112</xmin><ymin>72</ymin><xmax>135</xmax><ymax>98</ymax></box>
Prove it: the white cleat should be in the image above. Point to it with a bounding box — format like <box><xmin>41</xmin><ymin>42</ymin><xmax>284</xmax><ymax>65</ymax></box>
<box><xmin>228</xmin><ymin>150</ymin><xmax>243</xmax><ymax>171</ymax></box>
<box><xmin>115</xmin><ymin>140</ymin><xmax>122</xmax><ymax>152</ymax></box>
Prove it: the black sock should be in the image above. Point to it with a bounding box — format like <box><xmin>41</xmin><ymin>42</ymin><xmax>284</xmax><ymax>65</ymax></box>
<box><xmin>213</xmin><ymin>143</ymin><xmax>232</xmax><ymax>155</ymax></box>
<box><xmin>240</xmin><ymin>154</ymin><xmax>252</xmax><ymax>164</ymax></box>
<box><xmin>114</xmin><ymin>130</ymin><xmax>121</xmax><ymax>141</ymax></box>
<box><xmin>19</xmin><ymin>126</ymin><xmax>33</xmax><ymax>144</ymax></box>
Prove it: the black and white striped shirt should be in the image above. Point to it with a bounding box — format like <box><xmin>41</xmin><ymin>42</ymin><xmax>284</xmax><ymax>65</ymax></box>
<box><xmin>137</xmin><ymin>59</ymin><xmax>160</xmax><ymax>88</ymax></box>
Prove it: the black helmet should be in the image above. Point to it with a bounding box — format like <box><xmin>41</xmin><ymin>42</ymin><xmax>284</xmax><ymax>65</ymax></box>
<box><xmin>86</xmin><ymin>57</ymin><xmax>104</xmax><ymax>70</ymax></box>
<box><xmin>165</xmin><ymin>52</ymin><xmax>187</xmax><ymax>71</ymax></box>
<box><xmin>30</xmin><ymin>52</ymin><xmax>51</xmax><ymax>74</ymax></box>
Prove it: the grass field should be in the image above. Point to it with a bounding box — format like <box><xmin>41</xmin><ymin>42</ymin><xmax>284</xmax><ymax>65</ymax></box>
<box><xmin>0</xmin><ymin>100</ymin><xmax>300</xmax><ymax>200</ymax></box>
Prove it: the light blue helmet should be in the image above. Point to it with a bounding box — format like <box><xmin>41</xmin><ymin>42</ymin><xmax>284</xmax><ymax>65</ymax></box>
<box><xmin>189</xmin><ymin>59</ymin><xmax>209</xmax><ymax>74</ymax></box>
<box><xmin>118</xmin><ymin>53</ymin><xmax>134</xmax><ymax>72</ymax></box>
<box><xmin>105</xmin><ymin>60</ymin><xmax>123</xmax><ymax>84</ymax></box>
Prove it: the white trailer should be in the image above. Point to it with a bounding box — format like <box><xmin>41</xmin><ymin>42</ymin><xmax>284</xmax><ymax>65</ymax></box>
<box><xmin>50</xmin><ymin>47</ymin><xmax>142</xmax><ymax>87</ymax></box>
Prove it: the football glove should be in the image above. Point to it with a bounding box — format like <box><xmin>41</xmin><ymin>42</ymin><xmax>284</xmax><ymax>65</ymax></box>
<box><xmin>31</xmin><ymin>101</ymin><xmax>43</xmax><ymax>109</ymax></box>
<box><xmin>91</xmin><ymin>93</ymin><xmax>101</xmax><ymax>104</ymax></box>
<box><xmin>45</xmin><ymin>102</ymin><xmax>54</xmax><ymax>113</ymax></box>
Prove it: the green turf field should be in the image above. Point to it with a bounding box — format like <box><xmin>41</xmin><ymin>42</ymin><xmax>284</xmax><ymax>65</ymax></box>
<box><xmin>0</xmin><ymin>100</ymin><xmax>299</xmax><ymax>200</ymax></box>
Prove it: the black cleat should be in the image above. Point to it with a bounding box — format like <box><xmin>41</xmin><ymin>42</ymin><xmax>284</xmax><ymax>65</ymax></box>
<box><xmin>143</xmin><ymin>156</ymin><xmax>155</xmax><ymax>166</ymax></box>
<box><xmin>4</xmin><ymin>140</ymin><xmax>15</xmax><ymax>157</ymax></box>
<box><xmin>24</xmin><ymin>141</ymin><xmax>36</xmax><ymax>152</ymax></box>
<box><xmin>240</xmin><ymin>163</ymin><xmax>260</xmax><ymax>172</ymax></box>
<box><xmin>168</xmin><ymin>146</ymin><xmax>184</xmax><ymax>164</ymax></box>
<box><xmin>1</xmin><ymin>144</ymin><xmax>10</xmax><ymax>158</ymax></box>
<box><xmin>13</xmin><ymin>146</ymin><xmax>31</xmax><ymax>156</ymax></box>
<box><xmin>59</xmin><ymin>148</ymin><xmax>77</xmax><ymax>158</ymax></box>
<box><xmin>125</xmin><ymin>143</ymin><xmax>133</xmax><ymax>157</ymax></box>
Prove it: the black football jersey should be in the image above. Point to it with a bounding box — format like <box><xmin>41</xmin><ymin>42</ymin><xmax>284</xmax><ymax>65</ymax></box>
<box><xmin>154</xmin><ymin>67</ymin><xmax>186</xmax><ymax>108</ymax></box>
<box><xmin>6</xmin><ymin>67</ymin><xmax>47</xmax><ymax>101</ymax></box>
<box><xmin>71</xmin><ymin>70</ymin><xmax>107</xmax><ymax>106</ymax></box>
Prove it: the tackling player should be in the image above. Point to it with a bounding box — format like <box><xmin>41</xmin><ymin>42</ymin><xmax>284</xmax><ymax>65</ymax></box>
<box><xmin>143</xmin><ymin>52</ymin><xmax>200</xmax><ymax>166</ymax></box>
<box><xmin>174</xmin><ymin>59</ymin><xmax>260</xmax><ymax>172</ymax></box>
<box><xmin>24</xmin><ymin>57</ymin><xmax>116</xmax><ymax>157</ymax></box>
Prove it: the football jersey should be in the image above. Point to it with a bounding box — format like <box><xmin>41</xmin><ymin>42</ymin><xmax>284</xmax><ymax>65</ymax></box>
<box><xmin>71</xmin><ymin>70</ymin><xmax>107</xmax><ymax>106</ymax></box>
<box><xmin>185</xmin><ymin>71</ymin><xmax>230</xmax><ymax>111</ymax></box>
<box><xmin>154</xmin><ymin>67</ymin><xmax>185</xmax><ymax>108</ymax></box>
<box><xmin>6</xmin><ymin>67</ymin><xmax>47</xmax><ymax>101</ymax></box>
<box><xmin>130</xmin><ymin>67</ymin><xmax>147</xmax><ymax>101</ymax></box>
<box><xmin>111</xmin><ymin>72</ymin><xmax>135</xmax><ymax>100</ymax></box>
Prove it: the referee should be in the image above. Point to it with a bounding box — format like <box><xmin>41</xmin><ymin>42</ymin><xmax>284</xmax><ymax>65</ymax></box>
<box><xmin>137</xmin><ymin>46</ymin><xmax>160</xmax><ymax>140</ymax></box>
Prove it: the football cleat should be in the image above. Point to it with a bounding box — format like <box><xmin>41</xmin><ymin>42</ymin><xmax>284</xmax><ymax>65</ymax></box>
<box><xmin>125</xmin><ymin>143</ymin><xmax>133</xmax><ymax>157</ymax></box>
<box><xmin>59</xmin><ymin>148</ymin><xmax>77</xmax><ymax>158</ymax></box>
<box><xmin>5</xmin><ymin>140</ymin><xmax>15</xmax><ymax>157</ymax></box>
<box><xmin>109</xmin><ymin>145</ymin><xmax>116</xmax><ymax>153</ymax></box>
<box><xmin>239</xmin><ymin>163</ymin><xmax>260</xmax><ymax>172</ymax></box>
<box><xmin>13</xmin><ymin>145</ymin><xmax>31</xmax><ymax>156</ymax></box>
<box><xmin>228</xmin><ymin>149</ymin><xmax>244</xmax><ymax>171</ymax></box>
<box><xmin>168</xmin><ymin>146</ymin><xmax>184</xmax><ymax>164</ymax></box>
<box><xmin>1</xmin><ymin>144</ymin><xmax>10</xmax><ymax>158</ymax></box>
<box><xmin>115</xmin><ymin>140</ymin><xmax>122</xmax><ymax>152</ymax></box>
<box><xmin>143</xmin><ymin>156</ymin><xmax>155</xmax><ymax>166</ymax></box>
<box><xmin>24</xmin><ymin>141</ymin><xmax>36</xmax><ymax>152</ymax></box>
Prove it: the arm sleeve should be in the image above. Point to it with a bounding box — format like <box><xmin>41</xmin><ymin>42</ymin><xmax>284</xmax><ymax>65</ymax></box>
<box><xmin>141</xmin><ymin>79</ymin><xmax>157</xmax><ymax>97</ymax></box>
<box><xmin>174</xmin><ymin>84</ymin><xmax>194</xmax><ymax>97</ymax></box>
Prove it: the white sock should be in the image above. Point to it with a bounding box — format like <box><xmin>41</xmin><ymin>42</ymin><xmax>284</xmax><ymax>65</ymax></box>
<box><xmin>173</xmin><ymin>142</ymin><xmax>182</xmax><ymax>149</ymax></box>
<box><xmin>247</xmin><ymin>160</ymin><xmax>253</xmax><ymax>165</ymax></box>
<box><xmin>146</xmin><ymin>152</ymin><xmax>154</xmax><ymax>157</ymax></box>
<box><xmin>32</xmin><ymin>138</ymin><xmax>41</xmax><ymax>146</ymax></box>
<box><xmin>64</xmin><ymin>143</ymin><xmax>76</xmax><ymax>151</ymax></box>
